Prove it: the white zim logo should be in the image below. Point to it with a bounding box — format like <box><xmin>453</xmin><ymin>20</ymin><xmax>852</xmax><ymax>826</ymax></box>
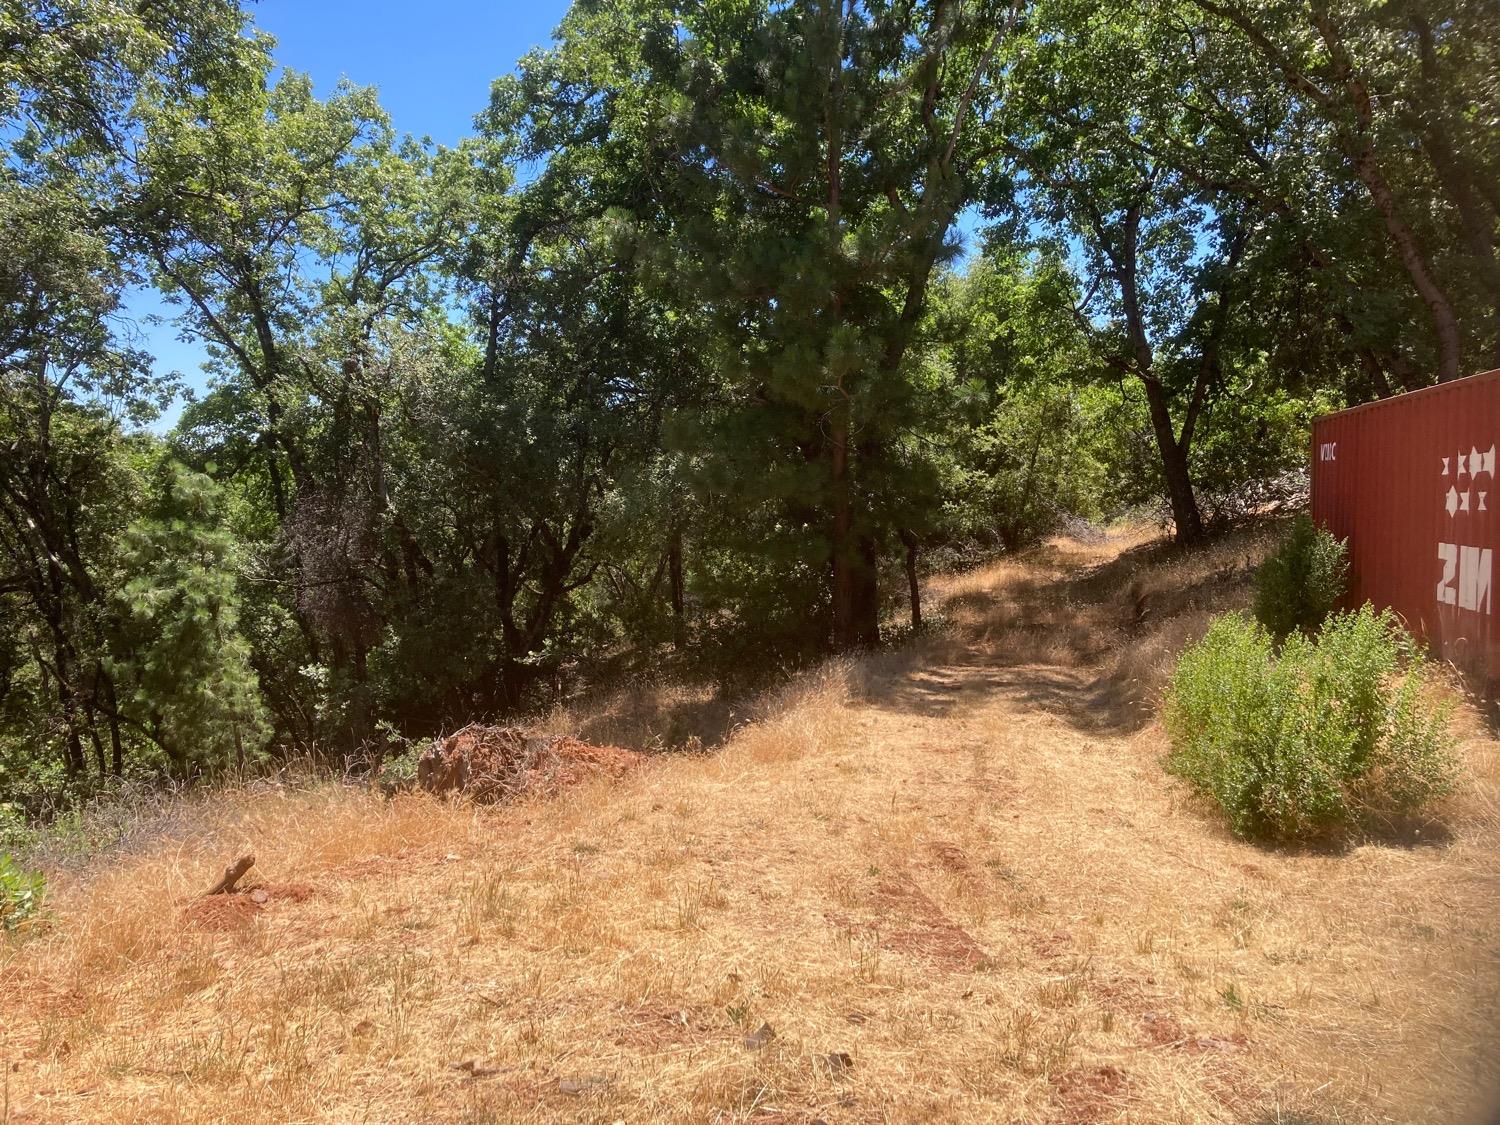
<box><xmin>1437</xmin><ymin>442</ymin><xmax>1495</xmax><ymax>615</ymax></box>
<box><xmin>1437</xmin><ymin>544</ymin><xmax>1492</xmax><ymax>613</ymax></box>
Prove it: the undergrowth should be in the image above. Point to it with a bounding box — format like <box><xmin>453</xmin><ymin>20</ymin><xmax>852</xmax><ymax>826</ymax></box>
<box><xmin>1253</xmin><ymin>514</ymin><xmax>1349</xmax><ymax>640</ymax></box>
<box><xmin>1165</xmin><ymin>606</ymin><xmax>1459</xmax><ymax>842</ymax></box>
<box><xmin>0</xmin><ymin>852</ymin><xmax>45</xmax><ymax>928</ymax></box>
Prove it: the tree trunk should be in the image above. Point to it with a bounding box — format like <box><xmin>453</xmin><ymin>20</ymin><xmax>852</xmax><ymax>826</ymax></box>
<box><xmin>668</xmin><ymin>526</ymin><xmax>685</xmax><ymax>650</ymax></box>
<box><xmin>1406</xmin><ymin>10</ymin><xmax>1500</xmax><ymax>365</ymax></box>
<box><xmin>87</xmin><ymin>721</ymin><xmax>105</xmax><ymax>779</ymax></box>
<box><xmin>852</xmin><ymin>534</ymin><xmax>881</xmax><ymax>647</ymax></box>
<box><xmin>103</xmin><ymin>675</ymin><xmax>123</xmax><ymax>777</ymax></box>
<box><xmin>1306</xmin><ymin>7</ymin><xmax>1465</xmax><ymax>382</ymax></box>
<box><xmin>829</xmin><ymin>403</ymin><xmax>858</xmax><ymax>650</ymax></box>
<box><xmin>1418</xmin><ymin>131</ymin><xmax>1500</xmax><ymax>365</ymax></box>
<box><xmin>1114</xmin><ymin>201</ymin><xmax>1207</xmax><ymax>545</ymax></box>
<box><xmin>1141</xmin><ymin>376</ymin><xmax>1206</xmax><ymax>545</ymax></box>
<box><xmin>1349</xmin><ymin>147</ymin><xmax>1464</xmax><ymax>382</ymax></box>
<box><xmin>899</xmin><ymin>528</ymin><xmax>922</xmax><ymax>631</ymax></box>
<box><xmin>828</xmin><ymin>426</ymin><xmax>882</xmax><ymax>650</ymax></box>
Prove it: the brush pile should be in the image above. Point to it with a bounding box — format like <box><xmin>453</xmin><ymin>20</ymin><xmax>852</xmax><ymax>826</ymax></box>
<box><xmin>416</xmin><ymin>724</ymin><xmax>642</xmax><ymax>803</ymax></box>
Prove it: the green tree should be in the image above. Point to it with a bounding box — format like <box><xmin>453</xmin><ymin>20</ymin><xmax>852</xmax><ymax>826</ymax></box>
<box><xmin>510</xmin><ymin>0</ymin><xmax>1021</xmax><ymax>650</ymax></box>
<box><xmin>110</xmin><ymin>461</ymin><xmax>268</xmax><ymax>774</ymax></box>
<box><xmin>1003</xmin><ymin>0</ymin><xmax>1270</xmax><ymax>543</ymax></box>
<box><xmin>1192</xmin><ymin>0</ymin><xmax>1500</xmax><ymax>381</ymax></box>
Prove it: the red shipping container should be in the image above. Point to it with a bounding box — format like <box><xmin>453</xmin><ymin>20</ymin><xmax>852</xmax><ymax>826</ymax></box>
<box><xmin>1311</xmin><ymin>368</ymin><xmax>1500</xmax><ymax>689</ymax></box>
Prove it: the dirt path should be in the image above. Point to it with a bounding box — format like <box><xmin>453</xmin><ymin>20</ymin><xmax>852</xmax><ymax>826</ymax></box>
<box><xmin>4</xmin><ymin>531</ymin><xmax>1499</xmax><ymax>1123</ymax></box>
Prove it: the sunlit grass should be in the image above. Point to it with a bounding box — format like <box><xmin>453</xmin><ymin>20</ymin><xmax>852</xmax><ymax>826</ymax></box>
<box><xmin>0</xmin><ymin>525</ymin><xmax>1496</xmax><ymax>1122</ymax></box>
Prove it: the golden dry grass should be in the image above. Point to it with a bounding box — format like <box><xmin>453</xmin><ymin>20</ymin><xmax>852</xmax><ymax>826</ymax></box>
<box><xmin>3</xmin><ymin>524</ymin><xmax>1498</xmax><ymax>1123</ymax></box>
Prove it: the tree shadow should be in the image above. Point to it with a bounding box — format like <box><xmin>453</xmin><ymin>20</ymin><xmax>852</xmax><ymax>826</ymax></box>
<box><xmin>571</xmin><ymin>685</ymin><xmax>741</xmax><ymax>753</ymax></box>
<box><xmin>881</xmin><ymin>526</ymin><xmax>1278</xmax><ymax>735</ymax></box>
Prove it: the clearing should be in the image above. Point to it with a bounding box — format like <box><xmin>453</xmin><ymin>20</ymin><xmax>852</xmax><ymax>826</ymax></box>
<box><xmin>3</xmin><ymin>527</ymin><xmax>1498</xmax><ymax>1122</ymax></box>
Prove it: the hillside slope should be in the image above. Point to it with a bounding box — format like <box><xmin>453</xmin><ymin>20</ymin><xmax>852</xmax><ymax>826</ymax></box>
<box><xmin>3</xmin><ymin>527</ymin><xmax>1498</xmax><ymax>1123</ymax></box>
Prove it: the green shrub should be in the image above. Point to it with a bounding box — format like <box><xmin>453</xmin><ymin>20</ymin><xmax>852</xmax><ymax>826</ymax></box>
<box><xmin>1253</xmin><ymin>514</ymin><xmax>1349</xmax><ymax>640</ymax></box>
<box><xmin>0</xmin><ymin>853</ymin><xmax>44</xmax><ymax>929</ymax></box>
<box><xmin>1165</xmin><ymin>607</ymin><xmax>1458</xmax><ymax>842</ymax></box>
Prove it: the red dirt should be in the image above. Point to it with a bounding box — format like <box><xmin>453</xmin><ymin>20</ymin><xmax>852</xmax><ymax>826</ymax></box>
<box><xmin>617</xmin><ymin>1003</ymin><xmax>720</xmax><ymax>1049</ymax></box>
<box><xmin>1027</xmin><ymin>929</ymin><xmax>1074</xmax><ymax>960</ymax></box>
<box><xmin>255</xmin><ymin>881</ymin><xmax>318</xmax><ymax>903</ymax></box>
<box><xmin>1137</xmin><ymin>1010</ymin><xmax>1248</xmax><ymax>1054</ymax></box>
<box><xmin>178</xmin><ymin>882</ymin><xmax>319</xmax><ymax>931</ymax></box>
<box><xmin>416</xmin><ymin>725</ymin><xmax>643</xmax><ymax>804</ymax></box>
<box><xmin>1051</xmin><ymin>1064</ymin><xmax>1129</xmax><ymax>1123</ymax></box>
<box><xmin>1138</xmin><ymin>1009</ymin><xmax>1186</xmax><ymax>1047</ymax></box>
<box><xmin>854</xmin><ymin>875</ymin><xmax>992</xmax><ymax>970</ymax></box>
<box><xmin>0</xmin><ymin>970</ymin><xmax>86</xmax><ymax>1019</ymax></box>
<box><xmin>925</xmin><ymin>841</ymin><xmax>976</xmax><ymax>876</ymax></box>
<box><xmin>545</xmin><ymin>737</ymin><xmax>642</xmax><ymax>789</ymax></box>
<box><xmin>180</xmin><ymin>894</ymin><xmax>261</xmax><ymax>932</ymax></box>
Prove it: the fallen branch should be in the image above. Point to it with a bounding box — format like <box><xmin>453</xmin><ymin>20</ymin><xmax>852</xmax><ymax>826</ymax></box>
<box><xmin>205</xmin><ymin>855</ymin><xmax>255</xmax><ymax>896</ymax></box>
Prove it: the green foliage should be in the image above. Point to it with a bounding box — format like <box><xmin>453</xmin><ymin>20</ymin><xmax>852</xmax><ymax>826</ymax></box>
<box><xmin>110</xmin><ymin>461</ymin><xmax>268</xmax><ymax>775</ymax></box>
<box><xmin>932</xmin><ymin>248</ymin><xmax>1119</xmax><ymax>549</ymax></box>
<box><xmin>950</xmin><ymin>381</ymin><xmax>1117</xmax><ymax>550</ymax></box>
<box><xmin>505</xmin><ymin>0</ymin><xmax>1019</xmax><ymax>649</ymax></box>
<box><xmin>1254</xmin><ymin>516</ymin><xmax>1350</xmax><ymax>641</ymax></box>
<box><xmin>3</xmin><ymin>0</ymin><xmax>1499</xmax><ymax>816</ymax></box>
<box><xmin>0</xmin><ymin>852</ymin><xmax>44</xmax><ymax>929</ymax></box>
<box><xmin>1165</xmin><ymin>608</ymin><xmax>1458</xmax><ymax>842</ymax></box>
<box><xmin>1190</xmin><ymin>391</ymin><xmax>1337</xmax><ymax>526</ymax></box>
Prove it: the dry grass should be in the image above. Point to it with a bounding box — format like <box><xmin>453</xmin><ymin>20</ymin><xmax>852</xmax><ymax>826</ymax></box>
<box><xmin>2</xmin><ymin>523</ymin><xmax>1498</xmax><ymax>1123</ymax></box>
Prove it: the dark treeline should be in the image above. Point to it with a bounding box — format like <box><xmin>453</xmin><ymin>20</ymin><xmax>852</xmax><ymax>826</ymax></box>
<box><xmin>1</xmin><ymin>0</ymin><xmax>1496</xmax><ymax>803</ymax></box>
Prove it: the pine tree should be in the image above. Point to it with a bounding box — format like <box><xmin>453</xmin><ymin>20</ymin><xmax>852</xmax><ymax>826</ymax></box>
<box><xmin>110</xmin><ymin>462</ymin><xmax>268</xmax><ymax>775</ymax></box>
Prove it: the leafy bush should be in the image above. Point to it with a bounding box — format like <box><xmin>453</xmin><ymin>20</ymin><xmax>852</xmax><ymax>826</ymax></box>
<box><xmin>0</xmin><ymin>853</ymin><xmax>44</xmax><ymax>929</ymax></box>
<box><xmin>1253</xmin><ymin>515</ymin><xmax>1349</xmax><ymax>640</ymax></box>
<box><xmin>1190</xmin><ymin>387</ymin><xmax>1332</xmax><ymax>526</ymax></box>
<box><xmin>1165</xmin><ymin>607</ymin><xmax>1458</xmax><ymax>842</ymax></box>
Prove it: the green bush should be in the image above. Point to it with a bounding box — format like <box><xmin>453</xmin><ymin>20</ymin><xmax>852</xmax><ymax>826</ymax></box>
<box><xmin>0</xmin><ymin>853</ymin><xmax>44</xmax><ymax>929</ymax></box>
<box><xmin>1165</xmin><ymin>607</ymin><xmax>1458</xmax><ymax>842</ymax></box>
<box><xmin>1253</xmin><ymin>514</ymin><xmax>1349</xmax><ymax>640</ymax></box>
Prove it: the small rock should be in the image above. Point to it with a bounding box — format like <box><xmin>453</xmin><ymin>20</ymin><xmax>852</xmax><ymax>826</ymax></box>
<box><xmin>813</xmin><ymin>1052</ymin><xmax>853</xmax><ymax>1077</ymax></box>
<box><xmin>249</xmin><ymin>889</ymin><xmax>270</xmax><ymax>905</ymax></box>
<box><xmin>450</xmin><ymin>1058</ymin><xmax>512</xmax><ymax>1079</ymax></box>
<box><xmin>743</xmin><ymin>1022</ymin><xmax>776</xmax><ymax>1050</ymax></box>
<box><xmin>559</xmin><ymin>1075</ymin><xmax>612</xmax><ymax>1095</ymax></box>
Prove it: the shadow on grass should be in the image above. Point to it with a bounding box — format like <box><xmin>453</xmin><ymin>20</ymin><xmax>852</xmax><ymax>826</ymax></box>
<box><xmin>1173</xmin><ymin>785</ymin><xmax>1459</xmax><ymax>857</ymax></box>
<box><xmin>860</xmin><ymin>524</ymin><xmax>1278</xmax><ymax>737</ymax></box>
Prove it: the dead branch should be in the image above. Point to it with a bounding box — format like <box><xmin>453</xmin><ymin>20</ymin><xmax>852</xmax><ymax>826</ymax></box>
<box><xmin>204</xmin><ymin>854</ymin><xmax>255</xmax><ymax>896</ymax></box>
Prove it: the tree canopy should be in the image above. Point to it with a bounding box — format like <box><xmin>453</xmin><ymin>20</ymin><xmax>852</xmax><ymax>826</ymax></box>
<box><xmin>0</xmin><ymin>0</ymin><xmax>1494</xmax><ymax>806</ymax></box>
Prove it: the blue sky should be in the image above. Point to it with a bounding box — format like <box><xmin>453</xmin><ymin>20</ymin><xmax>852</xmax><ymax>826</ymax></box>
<box><xmin>133</xmin><ymin>0</ymin><xmax>574</xmax><ymax>421</ymax></box>
<box><xmin>249</xmin><ymin>1</ymin><xmax>570</xmax><ymax>147</ymax></box>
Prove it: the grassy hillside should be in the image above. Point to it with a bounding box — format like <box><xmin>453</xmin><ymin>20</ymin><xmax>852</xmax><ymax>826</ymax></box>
<box><xmin>2</xmin><ymin>525</ymin><xmax>1497</xmax><ymax>1123</ymax></box>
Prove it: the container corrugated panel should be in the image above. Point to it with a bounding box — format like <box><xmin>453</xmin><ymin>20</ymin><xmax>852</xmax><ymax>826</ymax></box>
<box><xmin>1311</xmin><ymin>368</ymin><xmax>1500</xmax><ymax>689</ymax></box>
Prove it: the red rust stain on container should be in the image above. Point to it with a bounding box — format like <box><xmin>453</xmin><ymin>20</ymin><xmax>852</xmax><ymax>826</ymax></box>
<box><xmin>1311</xmin><ymin>368</ymin><xmax>1500</xmax><ymax>689</ymax></box>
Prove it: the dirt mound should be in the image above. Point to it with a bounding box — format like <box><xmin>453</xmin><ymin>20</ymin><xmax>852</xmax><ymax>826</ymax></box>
<box><xmin>416</xmin><ymin>725</ymin><xmax>642</xmax><ymax>804</ymax></box>
<box><xmin>180</xmin><ymin>893</ymin><xmax>261</xmax><ymax>932</ymax></box>
<box><xmin>178</xmin><ymin>882</ymin><xmax>321</xmax><ymax>932</ymax></box>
